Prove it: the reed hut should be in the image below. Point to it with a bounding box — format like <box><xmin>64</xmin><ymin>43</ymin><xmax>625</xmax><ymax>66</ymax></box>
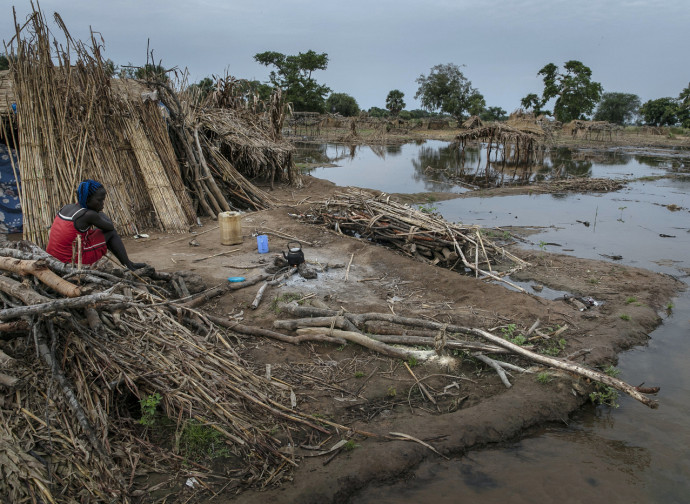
<box><xmin>461</xmin><ymin>115</ymin><xmax>484</xmax><ymax>129</ymax></box>
<box><xmin>1</xmin><ymin>10</ymin><xmax>295</xmax><ymax>246</ymax></box>
<box><xmin>454</xmin><ymin>112</ymin><xmax>549</xmax><ymax>166</ymax></box>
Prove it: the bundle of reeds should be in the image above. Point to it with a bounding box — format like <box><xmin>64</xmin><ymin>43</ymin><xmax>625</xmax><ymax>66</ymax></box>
<box><xmin>0</xmin><ymin>243</ymin><xmax>328</xmax><ymax>501</ymax></box>
<box><xmin>310</xmin><ymin>189</ymin><xmax>528</xmax><ymax>282</ymax></box>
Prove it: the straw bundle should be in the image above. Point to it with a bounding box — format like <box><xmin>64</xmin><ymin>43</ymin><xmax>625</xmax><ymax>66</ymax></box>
<box><xmin>122</xmin><ymin>106</ymin><xmax>195</xmax><ymax>231</ymax></box>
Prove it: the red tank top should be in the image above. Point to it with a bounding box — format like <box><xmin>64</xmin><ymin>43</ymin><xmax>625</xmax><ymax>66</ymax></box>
<box><xmin>46</xmin><ymin>204</ymin><xmax>107</xmax><ymax>264</ymax></box>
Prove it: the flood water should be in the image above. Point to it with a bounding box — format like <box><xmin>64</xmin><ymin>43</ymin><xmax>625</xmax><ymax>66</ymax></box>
<box><xmin>295</xmin><ymin>141</ymin><xmax>690</xmax><ymax>503</ymax></box>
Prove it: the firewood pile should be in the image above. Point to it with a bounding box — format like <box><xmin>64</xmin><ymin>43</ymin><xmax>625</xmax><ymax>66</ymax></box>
<box><xmin>0</xmin><ymin>242</ymin><xmax>325</xmax><ymax>503</ymax></box>
<box><xmin>309</xmin><ymin>189</ymin><xmax>529</xmax><ymax>282</ymax></box>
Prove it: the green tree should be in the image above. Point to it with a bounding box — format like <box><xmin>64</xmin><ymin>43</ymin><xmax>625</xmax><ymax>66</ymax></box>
<box><xmin>520</xmin><ymin>93</ymin><xmax>548</xmax><ymax>117</ymax></box>
<box><xmin>408</xmin><ymin>109</ymin><xmax>432</xmax><ymax>119</ymax></box>
<box><xmin>480</xmin><ymin>106</ymin><xmax>508</xmax><ymax>122</ymax></box>
<box><xmin>415</xmin><ymin>63</ymin><xmax>483</xmax><ymax>122</ymax></box>
<box><xmin>467</xmin><ymin>92</ymin><xmax>487</xmax><ymax>117</ymax></box>
<box><xmin>385</xmin><ymin>89</ymin><xmax>405</xmax><ymax>116</ymax></box>
<box><xmin>245</xmin><ymin>80</ymin><xmax>274</xmax><ymax>103</ymax></box>
<box><xmin>525</xmin><ymin>60</ymin><xmax>603</xmax><ymax>123</ymax></box>
<box><xmin>367</xmin><ymin>106</ymin><xmax>389</xmax><ymax>118</ymax></box>
<box><xmin>593</xmin><ymin>92</ymin><xmax>640</xmax><ymax>124</ymax></box>
<box><xmin>677</xmin><ymin>83</ymin><xmax>690</xmax><ymax>128</ymax></box>
<box><xmin>103</xmin><ymin>59</ymin><xmax>117</xmax><ymax>78</ymax></box>
<box><xmin>639</xmin><ymin>97</ymin><xmax>678</xmax><ymax>126</ymax></box>
<box><xmin>0</xmin><ymin>53</ymin><xmax>10</xmax><ymax>70</ymax></box>
<box><xmin>254</xmin><ymin>50</ymin><xmax>330</xmax><ymax>113</ymax></box>
<box><xmin>326</xmin><ymin>92</ymin><xmax>360</xmax><ymax>116</ymax></box>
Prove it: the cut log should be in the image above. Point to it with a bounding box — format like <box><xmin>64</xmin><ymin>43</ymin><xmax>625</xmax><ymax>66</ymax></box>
<box><xmin>0</xmin><ymin>275</ymin><xmax>50</xmax><ymax>305</ymax></box>
<box><xmin>0</xmin><ymin>257</ymin><xmax>81</xmax><ymax>297</ymax></box>
<box><xmin>251</xmin><ymin>282</ymin><xmax>268</xmax><ymax>310</ymax></box>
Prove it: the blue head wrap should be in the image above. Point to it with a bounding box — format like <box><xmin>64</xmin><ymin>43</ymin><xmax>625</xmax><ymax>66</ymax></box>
<box><xmin>77</xmin><ymin>180</ymin><xmax>104</xmax><ymax>208</ymax></box>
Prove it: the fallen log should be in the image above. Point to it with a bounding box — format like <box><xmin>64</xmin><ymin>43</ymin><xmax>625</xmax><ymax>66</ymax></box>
<box><xmin>297</xmin><ymin>327</ymin><xmax>438</xmax><ymax>362</ymax></box>
<box><xmin>205</xmin><ymin>314</ymin><xmax>345</xmax><ymax>345</ymax></box>
<box><xmin>275</xmin><ymin>317</ymin><xmax>507</xmax><ymax>353</ymax></box>
<box><xmin>0</xmin><ymin>289</ymin><xmax>128</xmax><ymax>321</ymax></box>
<box><xmin>251</xmin><ymin>282</ymin><xmax>268</xmax><ymax>310</ymax></box>
<box><xmin>280</xmin><ymin>304</ymin><xmax>660</xmax><ymax>409</ymax></box>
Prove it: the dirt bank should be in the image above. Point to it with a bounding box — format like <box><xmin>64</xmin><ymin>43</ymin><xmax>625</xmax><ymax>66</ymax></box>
<box><xmin>125</xmin><ymin>175</ymin><xmax>684</xmax><ymax>503</ymax></box>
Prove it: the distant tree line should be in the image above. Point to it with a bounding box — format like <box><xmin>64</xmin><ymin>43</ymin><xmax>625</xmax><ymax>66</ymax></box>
<box><xmin>59</xmin><ymin>50</ymin><xmax>689</xmax><ymax>129</ymax></box>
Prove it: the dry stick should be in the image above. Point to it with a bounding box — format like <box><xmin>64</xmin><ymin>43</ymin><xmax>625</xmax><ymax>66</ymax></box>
<box><xmin>193</xmin><ymin>126</ymin><xmax>231</xmax><ymax>212</ymax></box>
<box><xmin>166</xmin><ymin>225</ymin><xmax>220</xmax><ymax>245</ymax></box>
<box><xmin>526</xmin><ymin>318</ymin><xmax>541</xmax><ymax>336</ymax></box>
<box><xmin>251</xmin><ymin>282</ymin><xmax>268</xmax><ymax>310</ymax></box>
<box><xmin>179</xmin><ymin>275</ymin><xmax>269</xmax><ymax>308</ymax></box>
<box><xmin>34</xmin><ymin>320</ymin><xmax>126</xmax><ymax>491</ymax></box>
<box><xmin>404</xmin><ymin>361</ymin><xmax>436</xmax><ymax>405</ymax></box>
<box><xmin>275</xmin><ymin>317</ymin><xmax>506</xmax><ymax>353</ymax></box>
<box><xmin>446</xmin><ymin>224</ymin><xmax>527</xmax><ymax>293</ymax></box>
<box><xmin>0</xmin><ymin>275</ymin><xmax>50</xmax><ymax>305</ymax></box>
<box><xmin>205</xmin><ymin>314</ymin><xmax>345</xmax><ymax>345</ymax></box>
<box><xmin>296</xmin><ymin>328</ymin><xmax>437</xmax><ymax>362</ymax></box>
<box><xmin>257</xmin><ymin>227</ymin><xmax>314</xmax><ymax>246</ymax></box>
<box><xmin>388</xmin><ymin>432</ymin><xmax>448</xmax><ymax>460</ymax></box>
<box><xmin>281</xmin><ymin>305</ymin><xmax>659</xmax><ymax>409</ymax></box>
<box><xmin>473</xmin><ymin>353</ymin><xmax>512</xmax><ymax>388</ymax></box>
<box><xmin>0</xmin><ymin>320</ymin><xmax>30</xmax><ymax>333</ymax></box>
<box><xmin>192</xmin><ymin>248</ymin><xmax>240</xmax><ymax>263</ymax></box>
<box><xmin>345</xmin><ymin>253</ymin><xmax>354</xmax><ymax>281</ymax></box>
<box><xmin>273</xmin><ymin>316</ymin><xmax>359</xmax><ymax>333</ymax></box>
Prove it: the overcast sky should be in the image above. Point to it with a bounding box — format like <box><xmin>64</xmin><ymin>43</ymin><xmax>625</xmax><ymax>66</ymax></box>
<box><xmin>3</xmin><ymin>0</ymin><xmax>689</xmax><ymax>113</ymax></box>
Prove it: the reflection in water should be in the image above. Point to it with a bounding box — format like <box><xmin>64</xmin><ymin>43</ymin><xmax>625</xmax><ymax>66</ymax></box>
<box><xmin>296</xmin><ymin>140</ymin><xmax>690</xmax><ymax>193</ymax></box>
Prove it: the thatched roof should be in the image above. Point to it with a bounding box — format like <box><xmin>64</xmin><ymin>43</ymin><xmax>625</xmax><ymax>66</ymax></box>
<box><xmin>462</xmin><ymin>115</ymin><xmax>484</xmax><ymax>129</ymax></box>
<box><xmin>0</xmin><ymin>70</ymin><xmax>151</xmax><ymax>116</ymax></box>
<box><xmin>453</xmin><ymin>122</ymin><xmax>548</xmax><ymax>165</ymax></box>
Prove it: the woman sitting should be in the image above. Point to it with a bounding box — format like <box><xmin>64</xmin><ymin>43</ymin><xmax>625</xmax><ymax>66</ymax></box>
<box><xmin>46</xmin><ymin>180</ymin><xmax>147</xmax><ymax>271</ymax></box>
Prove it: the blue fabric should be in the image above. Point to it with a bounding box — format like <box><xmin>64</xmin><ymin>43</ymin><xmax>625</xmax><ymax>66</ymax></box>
<box><xmin>77</xmin><ymin>179</ymin><xmax>103</xmax><ymax>208</ymax></box>
<box><xmin>0</xmin><ymin>144</ymin><xmax>22</xmax><ymax>234</ymax></box>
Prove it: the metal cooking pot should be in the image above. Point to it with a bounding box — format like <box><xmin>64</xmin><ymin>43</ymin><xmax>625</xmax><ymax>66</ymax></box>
<box><xmin>283</xmin><ymin>241</ymin><xmax>305</xmax><ymax>267</ymax></box>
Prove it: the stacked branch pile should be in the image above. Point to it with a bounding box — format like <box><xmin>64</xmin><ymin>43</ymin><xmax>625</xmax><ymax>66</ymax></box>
<box><xmin>309</xmin><ymin>189</ymin><xmax>528</xmax><ymax>281</ymax></box>
<box><xmin>0</xmin><ymin>242</ymin><xmax>329</xmax><ymax>502</ymax></box>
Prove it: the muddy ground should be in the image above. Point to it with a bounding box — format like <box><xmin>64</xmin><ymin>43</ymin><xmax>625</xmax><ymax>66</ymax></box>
<box><xmin>125</xmin><ymin>170</ymin><xmax>684</xmax><ymax>503</ymax></box>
